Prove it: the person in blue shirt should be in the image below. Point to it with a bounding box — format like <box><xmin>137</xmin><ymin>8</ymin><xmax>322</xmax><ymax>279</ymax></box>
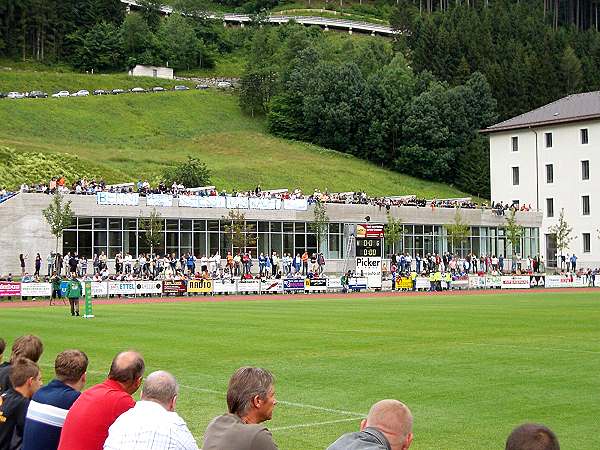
<box><xmin>22</xmin><ymin>350</ymin><xmax>88</xmax><ymax>450</ymax></box>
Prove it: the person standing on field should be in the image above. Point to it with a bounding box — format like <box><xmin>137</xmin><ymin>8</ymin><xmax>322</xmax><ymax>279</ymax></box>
<box><xmin>65</xmin><ymin>276</ymin><xmax>82</xmax><ymax>317</ymax></box>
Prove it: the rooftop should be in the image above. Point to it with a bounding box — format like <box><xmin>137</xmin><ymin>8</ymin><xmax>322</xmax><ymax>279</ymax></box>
<box><xmin>484</xmin><ymin>91</ymin><xmax>600</xmax><ymax>133</ymax></box>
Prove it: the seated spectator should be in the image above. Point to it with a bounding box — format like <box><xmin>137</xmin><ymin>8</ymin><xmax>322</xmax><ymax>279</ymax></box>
<box><xmin>0</xmin><ymin>358</ymin><xmax>43</xmax><ymax>450</ymax></box>
<box><xmin>203</xmin><ymin>367</ymin><xmax>278</xmax><ymax>450</ymax></box>
<box><xmin>104</xmin><ymin>370</ymin><xmax>198</xmax><ymax>450</ymax></box>
<box><xmin>0</xmin><ymin>335</ymin><xmax>44</xmax><ymax>395</ymax></box>
<box><xmin>0</xmin><ymin>338</ymin><xmax>6</xmax><ymax>370</ymax></box>
<box><xmin>505</xmin><ymin>423</ymin><xmax>559</xmax><ymax>450</ymax></box>
<box><xmin>327</xmin><ymin>399</ymin><xmax>413</xmax><ymax>450</ymax></box>
<box><xmin>22</xmin><ymin>350</ymin><xmax>88</xmax><ymax>450</ymax></box>
<box><xmin>58</xmin><ymin>351</ymin><xmax>145</xmax><ymax>450</ymax></box>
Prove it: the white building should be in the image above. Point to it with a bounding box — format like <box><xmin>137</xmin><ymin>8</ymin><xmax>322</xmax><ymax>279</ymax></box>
<box><xmin>486</xmin><ymin>91</ymin><xmax>600</xmax><ymax>269</ymax></box>
<box><xmin>129</xmin><ymin>64</ymin><xmax>173</xmax><ymax>79</ymax></box>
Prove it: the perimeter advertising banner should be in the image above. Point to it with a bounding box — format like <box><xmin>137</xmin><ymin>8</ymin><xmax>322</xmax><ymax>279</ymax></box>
<box><xmin>136</xmin><ymin>281</ymin><xmax>163</xmax><ymax>295</ymax></box>
<box><xmin>0</xmin><ymin>282</ymin><xmax>21</xmax><ymax>297</ymax></box>
<box><xmin>355</xmin><ymin>257</ymin><xmax>382</xmax><ymax>289</ymax></box>
<box><xmin>304</xmin><ymin>278</ymin><xmax>327</xmax><ymax>292</ymax></box>
<box><xmin>187</xmin><ymin>279</ymin><xmax>213</xmax><ymax>294</ymax></box>
<box><xmin>283</xmin><ymin>278</ymin><xmax>305</xmax><ymax>293</ymax></box>
<box><xmin>395</xmin><ymin>277</ymin><xmax>413</xmax><ymax>290</ymax></box>
<box><xmin>529</xmin><ymin>275</ymin><xmax>546</xmax><ymax>288</ymax></box>
<box><xmin>213</xmin><ymin>280</ymin><xmax>237</xmax><ymax>294</ymax></box>
<box><xmin>163</xmin><ymin>280</ymin><xmax>187</xmax><ymax>295</ymax></box>
<box><xmin>20</xmin><ymin>283</ymin><xmax>52</xmax><ymax>297</ymax></box>
<box><xmin>501</xmin><ymin>275</ymin><xmax>531</xmax><ymax>289</ymax></box>
<box><xmin>261</xmin><ymin>279</ymin><xmax>284</xmax><ymax>293</ymax></box>
<box><xmin>108</xmin><ymin>281</ymin><xmax>137</xmax><ymax>296</ymax></box>
<box><xmin>237</xmin><ymin>279</ymin><xmax>261</xmax><ymax>293</ymax></box>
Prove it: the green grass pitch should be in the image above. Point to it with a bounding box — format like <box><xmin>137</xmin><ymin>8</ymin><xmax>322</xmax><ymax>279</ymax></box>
<box><xmin>2</xmin><ymin>291</ymin><xmax>599</xmax><ymax>449</ymax></box>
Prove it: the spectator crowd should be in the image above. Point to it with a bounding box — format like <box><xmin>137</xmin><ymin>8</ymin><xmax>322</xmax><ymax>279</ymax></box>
<box><xmin>0</xmin><ymin>335</ymin><xmax>562</xmax><ymax>450</ymax></box>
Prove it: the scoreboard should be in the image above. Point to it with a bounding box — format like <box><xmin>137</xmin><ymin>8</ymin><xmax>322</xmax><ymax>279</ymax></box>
<box><xmin>355</xmin><ymin>238</ymin><xmax>382</xmax><ymax>257</ymax></box>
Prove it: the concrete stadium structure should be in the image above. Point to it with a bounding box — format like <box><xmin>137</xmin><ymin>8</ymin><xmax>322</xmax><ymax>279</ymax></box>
<box><xmin>0</xmin><ymin>193</ymin><xmax>541</xmax><ymax>276</ymax></box>
<box><xmin>120</xmin><ymin>0</ymin><xmax>396</xmax><ymax>36</ymax></box>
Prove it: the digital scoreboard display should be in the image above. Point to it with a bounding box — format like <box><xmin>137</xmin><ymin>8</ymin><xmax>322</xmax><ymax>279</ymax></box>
<box><xmin>355</xmin><ymin>238</ymin><xmax>382</xmax><ymax>257</ymax></box>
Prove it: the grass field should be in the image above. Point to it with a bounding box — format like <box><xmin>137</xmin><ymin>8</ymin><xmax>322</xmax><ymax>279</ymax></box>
<box><xmin>2</xmin><ymin>291</ymin><xmax>599</xmax><ymax>449</ymax></box>
<box><xmin>0</xmin><ymin>87</ymin><xmax>470</xmax><ymax>198</ymax></box>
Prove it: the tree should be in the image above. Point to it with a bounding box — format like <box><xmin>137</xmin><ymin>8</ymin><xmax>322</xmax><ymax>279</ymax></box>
<box><xmin>139</xmin><ymin>208</ymin><xmax>163</xmax><ymax>256</ymax></box>
<box><xmin>560</xmin><ymin>45</ymin><xmax>583</xmax><ymax>94</ymax></box>
<box><xmin>548</xmin><ymin>208</ymin><xmax>573</xmax><ymax>269</ymax></box>
<box><xmin>309</xmin><ymin>200</ymin><xmax>329</xmax><ymax>253</ymax></box>
<box><xmin>162</xmin><ymin>156</ymin><xmax>211</xmax><ymax>188</ymax></box>
<box><xmin>42</xmin><ymin>192</ymin><xmax>74</xmax><ymax>254</ymax></box>
<box><xmin>223</xmin><ymin>209</ymin><xmax>256</xmax><ymax>252</ymax></box>
<box><xmin>384</xmin><ymin>211</ymin><xmax>404</xmax><ymax>255</ymax></box>
<box><xmin>445</xmin><ymin>208</ymin><xmax>470</xmax><ymax>254</ymax></box>
<box><xmin>70</xmin><ymin>21</ymin><xmax>125</xmax><ymax>71</ymax></box>
<box><xmin>239</xmin><ymin>69</ymin><xmax>277</xmax><ymax>117</ymax></box>
<box><xmin>504</xmin><ymin>208</ymin><xmax>524</xmax><ymax>270</ymax></box>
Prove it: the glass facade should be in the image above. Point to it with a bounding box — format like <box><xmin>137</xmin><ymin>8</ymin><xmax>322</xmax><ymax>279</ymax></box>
<box><xmin>63</xmin><ymin>216</ymin><xmax>540</xmax><ymax>260</ymax></box>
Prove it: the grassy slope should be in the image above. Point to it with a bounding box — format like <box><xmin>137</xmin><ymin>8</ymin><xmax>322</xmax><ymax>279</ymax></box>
<box><xmin>2</xmin><ymin>291</ymin><xmax>599</xmax><ymax>449</ymax></box>
<box><xmin>0</xmin><ymin>75</ymin><xmax>468</xmax><ymax>197</ymax></box>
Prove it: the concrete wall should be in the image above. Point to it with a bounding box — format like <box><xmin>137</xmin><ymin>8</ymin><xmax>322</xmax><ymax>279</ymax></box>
<box><xmin>0</xmin><ymin>193</ymin><xmax>542</xmax><ymax>276</ymax></box>
<box><xmin>489</xmin><ymin>119</ymin><xmax>600</xmax><ymax>268</ymax></box>
<box><xmin>130</xmin><ymin>65</ymin><xmax>173</xmax><ymax>80</ymax></box>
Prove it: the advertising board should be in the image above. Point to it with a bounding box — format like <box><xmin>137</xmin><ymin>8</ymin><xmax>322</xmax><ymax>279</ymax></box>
<box><xmin>162</xmin><ymin>280</ymin><xmax>187</xmax><ymax>295</ymax></box>
<box><xmin>468</xmin><ymin>275</ymin><xmax>487</xmax><ymax>289</ymax></box>
<box><xmin>136</xmin><ymin>281</ymin><xmax>163</xmax><ymax>295</ymax></box>
<box><xmin>91</xmin><ymin>281</ymin><xmax>108</xmax><ymax>297</ymax></box>
<box><xmin>395</xmin><ymin>277</ymin><xmax>413</xmax><ymax>290</ymax></box>
<box><xmin>485</xmin><ymin>275</ymin><xmax>502</xmax><ymax>289</ymax></box>
<box><xmin>415</xmin><ymin>277</ymin><xmax>430</xmax><ymax>290</ymax></box>
<box><xmin>501</xmin><ymin>276</ymin><xmax>531</xmax><ymax>289</ymax></box>
<box><xmin>304</xmin><ymin>278</ymin><xmax>327</xmax><ymax>292</ymax></box>
<box><xmin>327</xmin><ymin>278</ymin><xmax>343</xmax><ymax>290</ymax></box>
<box><xmin>348</xmin><ymin>277</ymin><xmax>368</xmax><ymax>291</ymax></box>
<box><xmin>212</xmin><ymin>279</ymin><xmax>237</xmax><ymax>294</ymax></box>
<box><xmin>529</xmin><ymin>275</ymin><xmax>546</xmax><ymax>288</ymax></box>
<box><xmin>108</xmin><ymin>281</ymin><xmax>137</xmax><ymax>296</ymax></box>
<box><xmin>20</xmin><ymin>283</ymin><xmax>52</xmax><ymax>297</ymax></box>
<box><xmin>187</xmin><ymin>279</ymin><xmax>213</xmax><ymax>294</ymax></box>
<box><xmin>261</xmin><ymin>279</ymin><xmax>284</xmax><ymax>293</ymax></box>
<box><xmin>237</xmin><ymin>280</ymin><xmax>261</xmax><ymax>293</ymax></box>
<box><xmin>283</xmin><ymin>278</ymin><xmax>305</xmax><ymax>293</ymax></box>
<box><xmin>355</xmin><ymin>257</ymin><xmax>382</xmax><ymax>289</ymax></box>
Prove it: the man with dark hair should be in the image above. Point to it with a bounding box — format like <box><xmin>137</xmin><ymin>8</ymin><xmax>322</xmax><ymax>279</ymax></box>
<box><xmin>104</xmin><ymin>371</ymin><xmax>198</xmax><ymax>450</ymax></box>
<box><xmin>203</xmin><ymin>367</ymin><xmax>278</xmax><ymax>450</ymax></box>
<box><xmin>22</xmin><ymin>350</ymin><xmax>89</xmax><ymax>450</ymax></box>
<box><xmin>0</xmin><ymin>358</ymin><xmax>43</xmax><ymax>450</ymax></box>
<box><xmin>0</xmin><ymin>335</ymin><xmax>44</xmax><ymax>394</ymax></box>
<box><xmin>0</xmin><ymin>338</ymin><xmax>7</xmax><ymax>369</ymax></box>
<box><xmin>58</xmin><ymin>351</ymin><xmax>144</xmax><ymax>450</ymax></box>
<box><xmin>505</xmin><ymin>423</ymin><xmax>560</xmax><ymax>450</ymax></box>
<box><xmin>327</xmin><ymin>400</ymin><xmax>413</xmax><ymax>450</ymax></box>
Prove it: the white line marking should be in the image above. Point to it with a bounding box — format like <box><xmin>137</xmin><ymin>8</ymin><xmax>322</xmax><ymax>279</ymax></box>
<box><xmin>462</xmin><ymin>342</ymin><xmax>600</xmax><ymax>355</ymax></box>
<box><xmin>270</xmin><ymin>416</ymin><xmax>362</xmax><ymax>432</ymax></box>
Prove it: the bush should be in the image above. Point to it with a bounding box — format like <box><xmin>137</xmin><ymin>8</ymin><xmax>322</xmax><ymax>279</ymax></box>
<box><xmin>161</xmin><ymin>156</ymin><xmax>211</xmax><ymax>188</ymax></box>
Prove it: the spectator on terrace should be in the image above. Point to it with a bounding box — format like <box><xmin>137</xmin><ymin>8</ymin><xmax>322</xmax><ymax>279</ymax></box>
<box><xmin>505</xmin><ymin>423</ymin><xmax>559</xmax><ymax>450</ymax></box>
<box><xmin>58</xmin><ymin>351</ymin><xmax>145</xmax><ymax>450</ymax></box>
<box><xmin>327</xmin><ymin>399</ymin><xmax>413</xmax><ymax>450</ymax></box>
<box><xmin>203</xmin><ymin>367</ymin><xmax>278</xmax><ymax>450</ymax></box>
<box><xmin>104</xmin><ymin>371</ymin><xmax>198</xmax><ymax>450</ymax></box>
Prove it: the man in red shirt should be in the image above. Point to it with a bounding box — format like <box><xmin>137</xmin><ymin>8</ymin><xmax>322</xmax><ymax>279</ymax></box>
<box><xmin>58</xmin><ymin>351</ymin><xmax>145</xmax><ymax>450</ymax></box>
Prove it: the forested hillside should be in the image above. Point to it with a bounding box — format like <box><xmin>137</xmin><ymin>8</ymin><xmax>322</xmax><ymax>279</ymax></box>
<box><xmin>2</xmin><ymin>0</ymin><xmax>600</xmax><ymax>199</ymax></box>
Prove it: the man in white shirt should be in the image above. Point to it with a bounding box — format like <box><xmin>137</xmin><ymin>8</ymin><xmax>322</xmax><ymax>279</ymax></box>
<box><xmin>104</xmin><ymin>371</ymin><xmax>198</xmax><ymax>450</ymax></box>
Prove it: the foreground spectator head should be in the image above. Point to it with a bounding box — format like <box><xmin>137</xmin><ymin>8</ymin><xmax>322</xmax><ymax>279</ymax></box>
<box><xmin>10</xmin><ymin>358</ymin><xmax>42</xmax><ymax>398</ymax></box>
<box><xmin>227</xmin><ymin>366</ymin><xmax>276</xmax><ymax>424</ymax></box>
<box><xmin>506</xmin><ymin>423</ymin><xmax>560</xmax><ymax>450</ymax></box>
<box><xmin>327</xmin><ymin>399</ymin><xmax>413</xmax><ymax>450</ymax></box>
<box><xmin>108</xmin><ymin>350</ymin><xmax>145</xmax><ymax>395</ymax></box>
<box><xmin>55</xmin><ymin>349</ymin><xmax>88</xmax><ymax>391</ymax></box>
<box><xmin>0</xmin><ymin>337</ymin><xmax>5</xmax><ymax>363</ymax></box>
<box><xmin>10</xmin><ymin>335</ymin><xmax>44</xmax><ymax>363</ymax></box>
<box><xmin>141</xmin><ymin>370</ymin><xmax>179</xmax><ymax>411</ymax></box>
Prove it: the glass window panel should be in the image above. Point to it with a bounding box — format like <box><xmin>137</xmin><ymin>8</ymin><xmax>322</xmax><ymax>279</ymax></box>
<box><xmin>78</xmin><ymin>217</ymin><xmax>92</xmax><ymax>229</ymax></box>
<box><xmin>295</xmin><ymin>234</ymin><xmax>305</xmax><ymax>251</ymax></box>
<box><xmin>109</xmin><ymin>231</ymin><xmax>122</xmax><ymax>247</ymax></box>
<box><xmin>423</xmin><ymin>235</ymin><xmax>434</xmax><ymax>254</ymax></box>
<box><xmin>193</xmin><ymin>220</ymin><xmax>206</xmax><ymax>231</ymax></box>
<box><xmin>109</xmin><ymin>218</ymin><xmax>122</xmax><ymax>230</ymax></box>
<box><xmin>194</xmin><ymin>232</ymin><xmax>206</xmax><ymax>257</ymax></box>
<box><xmin>258</xmin><ymin>233</ymin><xmax>269</xmax><ymax>255</ymax></box>
<box><xmin>271</xmin><ymin>233</ymin><xmax>282</xmax><ymax>255</ymax></box>
<box><xmin>295</xmin><ymin>222</ymin><xmax>306</xmax><ymax>233</ymax></box>
<box><xmin>78</xmin><ymin>231</ymin><xmax>93</xmax><ymax>258</ymax></box>
<box><xmin>414</xmin><ymin>225</ymin><xmax>424</xmax><ymax>234</ymax></box>
<box><xmin>166</xmin><ymin>233</ymin><xmax>179</xmax><ymax>255</ymax></box>
<box><xmin>138</xmin><ymin>232</ymin><xmax>150</xmax><ymax>255</ymax></box>
<box><xmin>306</xmin><ymin>233</ymin><xmax>317</xmax><ymax>254</ymax></box>
<box><xmin>424</xmin><ymin>225</ymin><xmax>433</xmax><ymax>235</ymax></box>
<box><xmin>283</xmin><ymin>222</ymin><xmax>294</xmax><ymax>233</ymax></box>
<box><xmin>180</xmin><ymin>232</ymin><xmax>192</xmax><ymax>255</ymax></box>
<box><xmin>124</xmin><ymin>218</ymin><xmax>137</xmax><ymax>230</ymax></box>
<box><xmin>329</xmin><ymin>223</ymin><xmax>340</xmax><ymax>233</ymax></box>
<box><xmin>208</xmin><ymin>220</ymin><xmax>219</xmax><ymax>232</ymax></box>
<box><xmin>403</xmin><ymin>225</ymin><xmax>413</xmax><ymax>235</ymax></box>
<box><xmin>166</xmin><ymin>219</ymin><xmax>179</xmax><ymax>231</ymax></box>
<box><xmin>220</xmin><ymin>220</ymin><xmax>230</xmax><ymax>232</ymax></box>
<box><xmin>63</xmin><ymin>231</ymin><xmax>77</xmax><ymax>255</ymax></box>
<box><xmin>415</xmin><ymin>236</ymin><xmax>423</xmax><ymax>251</ymax></box>
<box><xmin>283</xmin><ymin>233</ymin><xmax>294</xmax><ymax>255</ymax></box>
<box><xmin>328</xmin><ymin>235</ymin><xmax>340</xmax><ymax>259</ymax></box>
<box><xmin>219</xmin><ymin>233</ymin><xmax>228</xmax><ymax>256</ymax></box>
<box><xmin>93</xmin><ymin>218</ymin><xmax>107</xmax><ymax>229</ymax></box>
<box><xmin>180</xmin><ymin>220</ymin><xmax>192</xmax><ymax>231</ymax></box>
<box><xmin>123</xmin><ymin>231</ymin><xmax>136</xmax><ymax>256</ymax></box>
<box><xmin>93</xmin><ymin>230</ymin><xmax>107</xmax><ymax>247</ymax></box>
<box><xmin>258</xmin><ymin>221</ymin><xmax>269</xmax><ymax>232</ymax></box>
<box><xmin>209</xmin><ymin>233</ymin><xmax>219</xmax><ymax>255</ymax></box>
<box><xmin>270</xmin><ymin>222</ymin><xmax>282</xmax><ymax>232</ymax></box>
<box><xmin>108</xmin><ymin>247</ymin><xmax>121</xmax><ymax>258</ymax></box>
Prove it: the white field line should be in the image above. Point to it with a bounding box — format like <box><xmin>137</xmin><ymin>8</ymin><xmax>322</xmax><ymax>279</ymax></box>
<box><xmin>462</xmin><ymin>342</ymin><xmax>600</xmax><ymax>355</ymax></box>
<box><xmin>270</xmin><ymin>416</ymin><xmax>362</xmax><ymax>432</ymax></box>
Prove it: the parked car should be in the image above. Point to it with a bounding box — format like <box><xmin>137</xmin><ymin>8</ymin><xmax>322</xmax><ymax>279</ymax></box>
<box><xmin>195</xmin><ymin>84</ymin><xmax>209</xmax><ymax>90</ymax></box>
<box><xmin>71</xmin><ymin>90</ymin><xmax>89</xmax><ymax>97</ymax></box>
<box><xmin>93</xmin><ymin>89</ymin><xmax>109</xmax><ymax>95</ymax></box>
<box><xmin>29</xmin><ymin>91</ymin><xmax>48</xmax><ymax>98</ymax></box>
<box><xmin>174</xmin><ymin>85</ymin><xmax>190</xmax><ymax>91</ymax></box>
<box><xmin>0</xmin><ymin>92</ymin><xmax>6</xmax><ymax>98</ymax></box>
<box><xmin>130</xmin><ymin>87</ymin><xmax>146</xmax><ymax>93</ymax></box>
<box><xmin>152</xmin><ymin>86</ymin><xmax>166</xmax><ymax>92</ymax></box>
<box><xmin>111</xmin><ymin>88</ymin><xmax>125</xmax><ymax>95</ymax></box>
<box><xmin>7</xmin><ymin>92</ymin><xmax>25</xmax><ymax>99</ymax></box>
<box><xmin>52</xmin><ymin>91</ymin><xmax>70</xmax><ymax>98</ymax></box>
<box><xmin>217</xmin><ymin>81</ymin><xmax>233</xmax><ymax>89</ymax></box>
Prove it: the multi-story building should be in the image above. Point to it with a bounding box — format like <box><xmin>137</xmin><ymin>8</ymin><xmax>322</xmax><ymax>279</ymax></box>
<box><xmin>486</xmin><ymin>91</ymin><xmax>600</xmax><ymax>268</ymax></box>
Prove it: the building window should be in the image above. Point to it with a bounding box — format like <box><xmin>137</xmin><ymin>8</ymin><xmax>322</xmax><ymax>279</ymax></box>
<box><xmin>511</xmin><ymin>136</ymin><xmax>519</xmax><ymax>152</ymax></box>
<box><xmin>546</xmin><ymin>164</ymin><xmax>554</xmax><ymax>183</ymax></box>
<box><xmin>582</xmin><ymin>195</ymin><xmax>590</xmax><ymax>216</ymax></box>
<box><xmin>583</xmin><ymin>233</ymin><xmax>591</xmax><ymax>253</ymax></box>
<box><xmin>581</xmin><ymin>128</ymin><xmax>589</xmax><ymax>144</ymax></box>
<box><xmin>546</xmin><ymin>198</ymin><xmax>554</xmax><ymax>218</ymax></box>
<box><xmin>582</xmin><ymin>160</ymin><xmax>590</xmax><ymax>180</ymax></box>
<box><xmin>545</xmin><ymin>132</ymin><xmax>553</xmax><ymax>148</ymax></box>
<box><xmin>512</xmin><ymin>166</ymin><xmax>520</xmax><ymax>186</ymax></box>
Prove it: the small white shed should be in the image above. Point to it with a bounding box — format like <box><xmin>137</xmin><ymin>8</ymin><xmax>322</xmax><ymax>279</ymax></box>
<box><xmin>129</xmin><ymin>65</ymin><xmax>174</xmax><ymax>80</ymax></box>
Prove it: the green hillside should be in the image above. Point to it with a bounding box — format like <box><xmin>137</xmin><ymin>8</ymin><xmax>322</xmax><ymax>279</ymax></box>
<box><xmin>0</xmin><ymin>79</ymin><xmax>469</xmax><ymax>198</ymax></box>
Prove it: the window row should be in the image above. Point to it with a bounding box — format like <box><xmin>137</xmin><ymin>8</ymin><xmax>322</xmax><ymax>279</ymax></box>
<box><xmin>512</xmin><ymin>160</ymin><xmax>591</xmax><ymax>186</ymax></box>
<box><xmin>546</xmin><ymin>195</ymin><xmax>591</xmax><ymax>217</ymax></box>
<box><xmin>511</xmin><ymin>128</ymin><xmax>589</xmax><ymax>152</ymax></box>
